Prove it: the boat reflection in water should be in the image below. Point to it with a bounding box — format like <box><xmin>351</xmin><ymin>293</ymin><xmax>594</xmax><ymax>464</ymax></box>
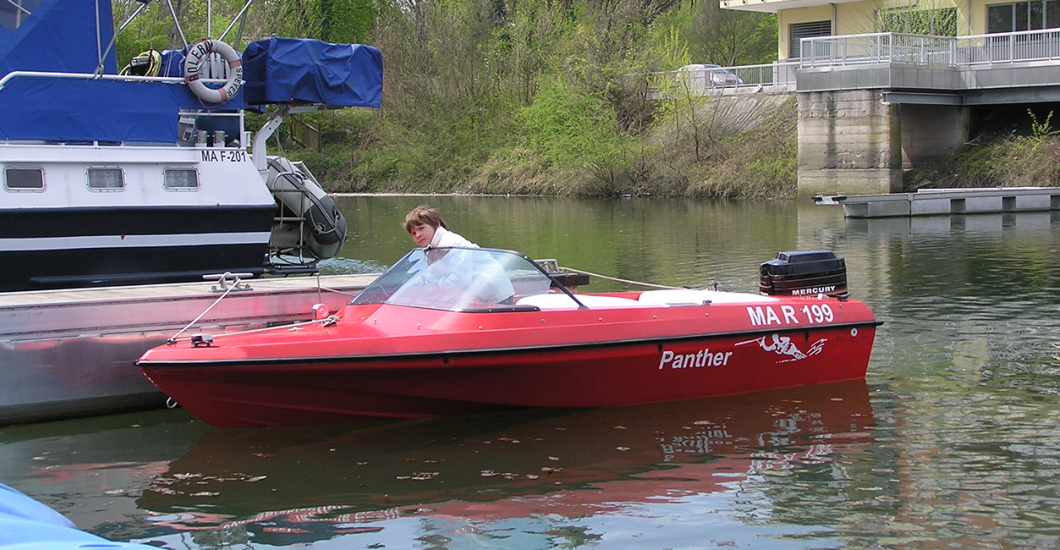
<box><xmin>139</xmin><ymin>380</ymin><xmax>875</xmax><ymax>547</ymax></box>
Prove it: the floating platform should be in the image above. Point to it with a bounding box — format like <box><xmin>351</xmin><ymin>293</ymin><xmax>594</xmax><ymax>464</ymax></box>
<box><xmin>819</xmin><ymin>187</ymin><xmax>1060</xmax><ymax>218</ymax></box>
<box><xmin>0</xmin><ymin>274</ymin><xmax>376</xmax><ymax>426</ymax></box>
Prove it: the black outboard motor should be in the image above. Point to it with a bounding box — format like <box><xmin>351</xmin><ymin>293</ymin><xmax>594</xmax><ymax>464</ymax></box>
<box><xmin>759</xmin><ymin>251</ymin><xmax>847</xmax><ymax>297</ymax></box>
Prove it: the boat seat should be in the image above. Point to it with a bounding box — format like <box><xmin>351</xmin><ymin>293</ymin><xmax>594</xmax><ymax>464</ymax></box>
<box><xmin>516</xmin><ymin>294</ymin><xmax>653</xmax><ymax>310</ymax></box>
<box><xmin>637</xmin><ymin>289</ymin><xmax>779</xmax><ymax>305</ymax></box>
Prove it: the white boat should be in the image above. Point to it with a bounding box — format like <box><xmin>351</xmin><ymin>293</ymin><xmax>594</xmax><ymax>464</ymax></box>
<box><xmin>0</xmin><ymin>0</ymin><xmax>383</xmax><ymax>424</ymax></box>
<box><xmin>0</xmin><ymin>0</ymin><xmax>382</xmax><ymax>290</ymax></box>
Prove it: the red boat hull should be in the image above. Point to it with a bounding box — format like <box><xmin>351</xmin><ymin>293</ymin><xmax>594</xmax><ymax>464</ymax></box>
<box><xmin>139</xmin><ymin>292</ymin><xmax>880</xmax><ymax>427</ymax></box>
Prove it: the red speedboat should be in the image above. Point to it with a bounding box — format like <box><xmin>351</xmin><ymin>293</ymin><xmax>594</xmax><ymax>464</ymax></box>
<box><xmin>138</xmin><ymin>247</ymin><xmax>881</xmax><ymax>427</ymax></box>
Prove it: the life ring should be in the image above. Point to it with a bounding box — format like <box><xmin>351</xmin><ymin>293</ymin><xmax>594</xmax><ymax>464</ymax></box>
<box><xmin>184</xmin><ymin>39</ymin><xmax>243</xmax><ymax>104</ymax></box>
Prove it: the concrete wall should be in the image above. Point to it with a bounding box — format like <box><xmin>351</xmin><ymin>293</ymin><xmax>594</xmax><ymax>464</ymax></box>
<box><xmin>899</xmin><ymin>103</ymin><xmax>969</xmax><ymax>168</ymax></box>
<box><xmin>797</xmin><ymin>89</ymin><xmax>903</xmax><ymax>197</ymax></box>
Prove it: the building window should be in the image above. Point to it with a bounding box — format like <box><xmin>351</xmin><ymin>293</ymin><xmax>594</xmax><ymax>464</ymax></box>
<box><xmin>87</xmin><ymin>168</ymin><xmax>125</xmax><ymax>191</ymax></box>
<box><xmin>164</xmin><ymin>169</ymin><xmax>199</xmax><ymax>190</ymax></box>
<box><xmin>790</xmin><ymin>20</ymin><xmax>832</xmax><ymax>60</ymax></box>
<box><xmin>5</xmin><ymin>167</ymin><xmax>44</xmax><ymax>190</ymax></box>
<box><xmin>988</xmin><ymin>0</ymin><xmax>1060</xmax><ymax>33</ymax></box>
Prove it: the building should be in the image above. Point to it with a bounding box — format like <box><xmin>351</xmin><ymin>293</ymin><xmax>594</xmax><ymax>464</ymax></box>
<box><xmin>721</xmin><ymin>0</ymin><xmax>1059</xmax><ymax>60</ymax></box>
<box><xmin>720</xmin><ymin>0</ymin><xmax>1060</xmax><ymax>197</ymax></box>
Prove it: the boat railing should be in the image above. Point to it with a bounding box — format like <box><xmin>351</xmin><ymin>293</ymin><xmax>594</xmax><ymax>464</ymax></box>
<box><xmin>0</xmin><ymin>70</ymin><xmax>231</xmax><ymax>90</ymax></box>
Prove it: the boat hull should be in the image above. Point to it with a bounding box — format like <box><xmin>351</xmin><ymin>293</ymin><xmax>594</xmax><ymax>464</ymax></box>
<box><xmin>140</xmin><ymin>296</ymin><xmax>880</xmax><ymax>427</ymax></box>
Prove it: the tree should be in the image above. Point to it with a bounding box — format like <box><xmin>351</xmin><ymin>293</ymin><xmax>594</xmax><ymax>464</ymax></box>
<box><xmin>680</xmin><ymin>0</ymin><xmax>777</xmax><ymax>67</ymax></box>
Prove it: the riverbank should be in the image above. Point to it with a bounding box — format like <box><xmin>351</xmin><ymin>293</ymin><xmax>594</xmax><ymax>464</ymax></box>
<box><xmin>277</xmin><ymin>100</ymin><xmax>1060</xmax><ymax>198</ymax></box>
<box><xmin>907</xmin><ymin>125</ymin><xmax>1060</xmax><ymax>190</ymax></box>
<box><xmin>272</xmin><ymin>93</ymin><xmax>800</xmax><ymax>200</ymax></box>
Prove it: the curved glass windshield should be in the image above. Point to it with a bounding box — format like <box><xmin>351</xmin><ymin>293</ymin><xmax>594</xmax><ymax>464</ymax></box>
<box><xmin>351</xmin><ymin>248</ymin><xmax>556</xmax><ymax>311</ymax></box>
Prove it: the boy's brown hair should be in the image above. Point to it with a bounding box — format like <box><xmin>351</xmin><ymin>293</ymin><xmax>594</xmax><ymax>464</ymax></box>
<box><xmin>403</xmin><ymin>205</ymin><xmax>448</xmax><ymax>233</ymax></box>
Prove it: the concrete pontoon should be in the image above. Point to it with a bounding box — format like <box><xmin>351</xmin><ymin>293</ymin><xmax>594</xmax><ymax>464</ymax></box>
<box><xmin>830</xmin><ymin>188</ymin><xmax>1060</xmax><ymax>218</ymax></box>
<box><xmin>0</xmin><ymin>274</ymin><xmax>375</xmax><ymax>426</ymax></box>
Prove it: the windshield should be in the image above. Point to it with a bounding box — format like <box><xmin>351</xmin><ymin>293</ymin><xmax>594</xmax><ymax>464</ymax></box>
<box><xmin>351</xmin><ymin>248</ymin><xmax>557</xmax><ymax>311</ymax></box>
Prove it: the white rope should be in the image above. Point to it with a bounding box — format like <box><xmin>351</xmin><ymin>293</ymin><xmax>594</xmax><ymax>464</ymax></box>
<box><xmin>165</xmin><ymin>271</ymin><xmax>360</xmax><ymax>344</ymax></box>
<box><xmin>168</xmin><ymin>278</ymin><xmax>239</xmax><ymax>344</ymax></box>
<box><xmin>167</xmin><ymin>315</ymin><xmax>336</xmax><ymax>344</ymax></box>
<box><xmin>559</xmin><ymin>267</ymin><xmax>684</xmax><ymax>290</ymax></box>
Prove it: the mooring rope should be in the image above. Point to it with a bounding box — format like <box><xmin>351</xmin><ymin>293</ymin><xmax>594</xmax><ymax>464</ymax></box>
<box><xmin>167</xmin><ymin>315</ymin><xmax>338</xmax><ymax>344</ymax></box>
<box><xmin>559</xmin><ymin>266</ymin><xmax>684</xmax><ymax>290</ymax></box>
<box><xmin>168</xmin><ymin>276</ymin><xmax>240</xmax><ymax>344</ymax></box>
<box><xmin>165</xmin><ymin>272</ymin><xmax>365</xmax><ymax>344</ymax></box>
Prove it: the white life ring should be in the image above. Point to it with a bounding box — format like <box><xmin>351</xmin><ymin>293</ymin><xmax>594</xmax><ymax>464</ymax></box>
<box><xmin>184</xmin><ymin>39</ymin><xmax>243</xmax><ymax>104</ymax></box>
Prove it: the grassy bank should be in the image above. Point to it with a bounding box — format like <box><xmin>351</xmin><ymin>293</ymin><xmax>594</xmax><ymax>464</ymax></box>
<box><xmin>272</xmin><ymin>93</ymin><xmax>800</xmax><ymax>199</ymax></box>
<box><xmin>908</xmin><ymin>106</ymin><xmax>1060</xmax><ymax>190</ymax></box>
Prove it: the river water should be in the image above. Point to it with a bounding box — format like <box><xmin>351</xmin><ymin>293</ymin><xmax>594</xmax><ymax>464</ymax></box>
<box><xmin>3</xmin><ymin>196</ymin><xmax>1060</xmax><ymax>549</ymax></box>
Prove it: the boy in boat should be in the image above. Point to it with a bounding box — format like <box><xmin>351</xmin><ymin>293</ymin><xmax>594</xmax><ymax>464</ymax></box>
<box><xmin>404</xmin><ymin>205</ymin><xmax>477</xmax><ymax>249</ymax></box>
<box><xmin>403</xmin><ymin>205</ymin><xmax>514</xmax><ymax>304</ymax></box>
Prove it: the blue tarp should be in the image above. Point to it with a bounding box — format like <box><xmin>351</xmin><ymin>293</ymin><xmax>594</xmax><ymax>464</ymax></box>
<box><xmin>0</xmin><ymin>3</ymin><xmax>380</xmax><ymax>143</ymax></box>
<box><xmin>0</xmin><ymin>76</ymin><xmax>244</xmax><ymax>143</ymax></box>
<box><xmin>1</xmin><ymin>482</ymin><xmax>158</xmax><ymax>550</ymax></box>
<box><xmin>242</xmin><ymin>38</ymin><xmax>383</xmax><ymax>107</ymax></box>
<box><xmin>0</xmin><ymin>0</ymin><xmax>117</xmax><ymax>77</ymax></box>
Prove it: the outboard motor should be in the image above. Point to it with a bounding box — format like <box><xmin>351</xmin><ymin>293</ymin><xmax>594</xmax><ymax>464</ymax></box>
<box><xmin>759</xmin><ymin>251</ymin><xmax>847</xmax><ymax>297</ymax></box>
<box><xmin>266</xmin><ymin>157</ymin><xmax>348</xmax><ymax>264</ymax></box>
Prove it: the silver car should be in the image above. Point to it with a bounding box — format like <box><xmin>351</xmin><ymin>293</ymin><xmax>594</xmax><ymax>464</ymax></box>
<box><xmin>679</xmin><ymin>64</ymin><xmax>744</xmax><ymax>88</ymax></box>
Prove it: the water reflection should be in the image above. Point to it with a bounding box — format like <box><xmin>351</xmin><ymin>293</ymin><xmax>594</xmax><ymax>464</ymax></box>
<box><xmin>133</xmin><ymin>381</ymin><xmax>873</xmax><ymax>547</ymax></box>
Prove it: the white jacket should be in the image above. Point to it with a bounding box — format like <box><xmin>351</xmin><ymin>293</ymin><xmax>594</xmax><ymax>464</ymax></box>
<box><xmin>429</xmin><ymin>226</ymin><xmax>477</xmax><ymax>249</ymax></box>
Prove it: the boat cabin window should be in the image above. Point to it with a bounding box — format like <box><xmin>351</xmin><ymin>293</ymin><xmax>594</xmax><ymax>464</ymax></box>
<box><xmin>164</xmin><ymin>169</ymin><xmax>199</xmax><ymax>190</ymax></box>
<box><xmin>87</xmin><ymin>168</ymin><xmax>125</xmax><ymax>191</ymax></box>
<box><xmin>4</xmin><ymin>167</ymin><xmax>44</xmax><ymax>190</ymax></box>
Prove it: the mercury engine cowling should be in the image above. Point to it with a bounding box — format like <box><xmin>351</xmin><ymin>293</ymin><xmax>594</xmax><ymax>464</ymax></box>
<box><xmin>265</xmin><ymin>156</ymin><xmax>347</xmax><ymax>264</ymax></box>
<box><xmin>759</xmin><ymin>251</ymin><xmax>848</xmax><ymax>297</ymax></box>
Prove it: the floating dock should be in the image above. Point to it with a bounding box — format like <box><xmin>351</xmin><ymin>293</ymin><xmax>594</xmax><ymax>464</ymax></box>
<box><xmin>0</xmin><ymin>274</ymin><xmax>376</xmax><ymax>426</ymax></box>
<box><xmin>824</xmin><ymin>187</ymin><xmax>1060</xmax><ymax>218</ymax></box>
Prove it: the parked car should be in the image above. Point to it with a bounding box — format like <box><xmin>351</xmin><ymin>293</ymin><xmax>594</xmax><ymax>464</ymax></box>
<box><xmin>678</xmin><ymin>64</ymin><xmax>744</xmax><ymax>88</ymax></box>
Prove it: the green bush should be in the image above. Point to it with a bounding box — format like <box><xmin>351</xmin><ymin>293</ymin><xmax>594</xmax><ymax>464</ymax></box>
<box><xmin>518</xmin><ymin>79</ymin><xmax>627</xmax><ymax>169</ymax></box>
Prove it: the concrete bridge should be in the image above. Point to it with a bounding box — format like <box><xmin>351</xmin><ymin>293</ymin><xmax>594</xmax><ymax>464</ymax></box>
<box><xmin>686</xmin><ymin>29</ymin><xmax>1060</xmax><ymax>197</ymax></box>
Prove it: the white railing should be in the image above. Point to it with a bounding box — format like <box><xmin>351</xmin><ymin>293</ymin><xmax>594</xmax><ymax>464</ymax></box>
<box><xmin>800</xmin><ymin>33</ymin><xmax>954</xmax><ymax>68</ymax></box>
<box><xmin>801</xmin><ymin>29</ymin><xmax>1060</xmax><ymax>69</ymax></box>
<box><xmin>729</xmin><ymin>62</ymin><xmax>799</xmax><ymax>90</ymax></box>
<box><xmin>958</xmin><ymin>28</ymin><xmax>1060</xmax><ymax>64</ymax></box>
<box><xmin>652</xmin><ymin>61</ymin><xmax>799</xmax><ymax>96</ymax></box>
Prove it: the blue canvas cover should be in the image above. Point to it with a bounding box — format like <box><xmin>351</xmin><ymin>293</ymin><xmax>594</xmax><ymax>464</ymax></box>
<box><xmin>0</xmin><ymin>0</ymin><xmax>117</xmax><ymax>77</ymax></box>
<box><xmin>0</xmin><ymin>77</ymin><xmax>180</xmax><ymax>142</ymax></box>
<box><xmin>242</xmin><ymin>38</ymin><xmax>382</xmax><ymax>107</ymax></box>
<box><xmin>1</xmin><ymin>482</ymin><xmax>158</xmax><ymax>550</ymax></box>
<box><xmin>0</xmin><ymin>74</ymin><xmax>245</xmax><ymax>143</ymax></box>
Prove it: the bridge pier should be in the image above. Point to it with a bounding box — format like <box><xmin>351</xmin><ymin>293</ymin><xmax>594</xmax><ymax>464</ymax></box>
<box><xmin>796</xmin><ymin>89</ymin><xmax>971</xmax><ymax>198</ymax></box>
<box><xmin>797</xmin><ymin>90</ymin><xmax>901</xmax><ymax>198</ymax></box>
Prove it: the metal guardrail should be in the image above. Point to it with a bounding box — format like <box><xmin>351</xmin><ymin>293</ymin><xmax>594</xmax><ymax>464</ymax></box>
<box><xmin>801</xmin><ymin>29</ymin><xmax>1060</xmax><ymax>69</ymax></box>
<box><xmin>652</xmin><ymin>62</ymin><xmax>799</xmax><ymax>96</ymax></box>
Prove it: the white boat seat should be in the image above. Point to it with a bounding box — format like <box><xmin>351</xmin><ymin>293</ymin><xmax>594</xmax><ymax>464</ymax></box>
<box><xmin>516</xmin><ymin>294</ymin><xmax>652</xmax><ymax>310</ymax></box>
<box><xmin>637</xmin><ymin>289</ymin><xmax>779</xmax><ymax>305</ymax></box>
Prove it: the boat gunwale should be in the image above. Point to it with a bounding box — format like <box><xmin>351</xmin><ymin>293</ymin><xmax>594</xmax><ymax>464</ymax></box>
<box><xmin>137</xmin><ymin>319</ymin><xmax>883</xmax><ymax>368</ymax></box>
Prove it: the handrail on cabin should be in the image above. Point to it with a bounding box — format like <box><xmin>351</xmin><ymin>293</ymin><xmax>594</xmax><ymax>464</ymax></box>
<box><xmin>0</xmin><ymin>70</ymin><xmax>229</xmax><ymax>92</ymax></box>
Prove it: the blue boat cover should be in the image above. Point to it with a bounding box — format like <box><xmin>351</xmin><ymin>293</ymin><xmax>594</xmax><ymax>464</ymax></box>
<box><xmin>0</xmin><ymin>0</ymin><xmax>117</xmax><ymax>77</ymax></box>
<box><xmin>242</xmin><ymin>38</ymin><xmax>383</xmax><ymax>107</ymax></box>
<box><xmin>0</xmin><ymin>482</ymin><xmax>157</xmax><ymax>550</ymax></box>
<box><xmin>0</xmin><ymin>75</ymin><xmax>243</xmax><ymax>143</ymax></box>
<box><xmin>0</xmin><ymin>4</ymin><xmax>379</xmax><ymax>143</ymax></box>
